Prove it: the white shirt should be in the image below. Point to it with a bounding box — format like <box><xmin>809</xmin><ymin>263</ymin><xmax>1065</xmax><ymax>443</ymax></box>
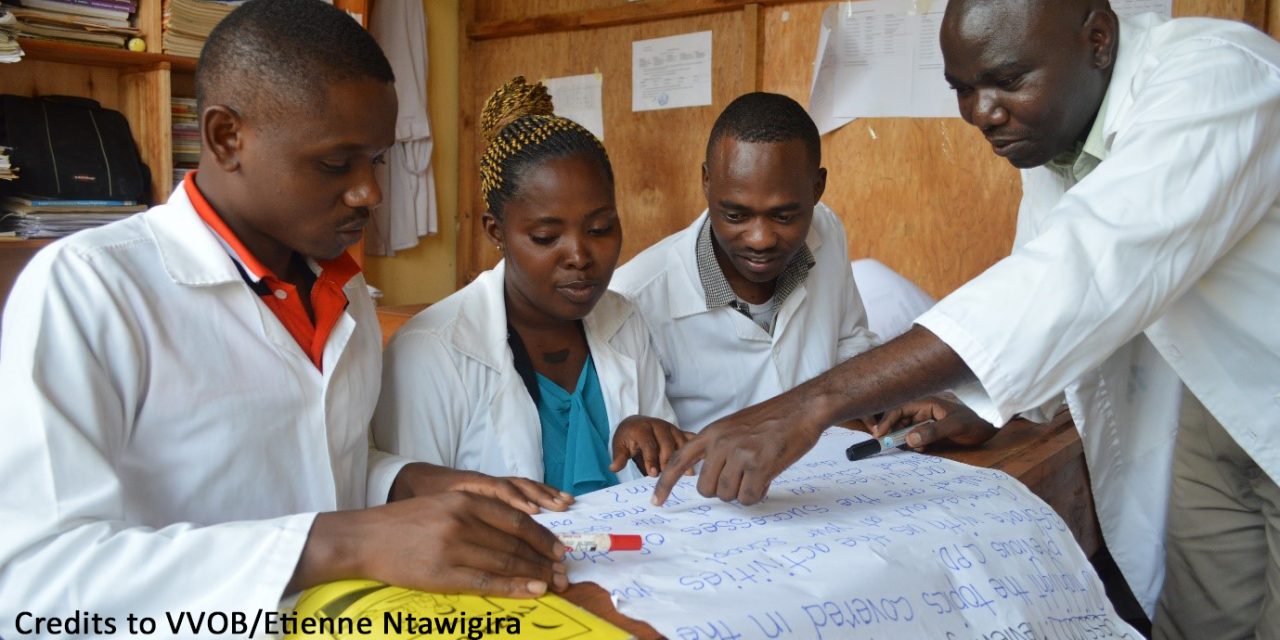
<box><xmin>367</xmin><ymin>0</ymin><xmax>437</xmax><ymax>254</ymax></box>
<box><xmin>851</xmin><ymin>258</ymin><xmax>936</xmax><ymax>341</ymax></box>
<box><xmin>372</xmin><ymin>261</ymin><xmax>675</xmax><ymax>483</ymax></box>
<box><xmin>0</xmin><ymin>185</ymin><xmax>406</xmax><ymax>634</ymax></box>
<box><xmin>916</xmin><ymin>14</ymin><xmax>1280</xmax><ymax>615</ymax></box>
<box><xmin>611</xmin><ymin>203</ymin><xmax>878</xmax><ymax>431</ymax></box>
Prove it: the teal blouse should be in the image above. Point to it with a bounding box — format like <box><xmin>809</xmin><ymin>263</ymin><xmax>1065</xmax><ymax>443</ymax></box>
<box><xmin>536</xmin><ymin>354</ymin><xmax>619</xmax><ymax>496</ymax></box>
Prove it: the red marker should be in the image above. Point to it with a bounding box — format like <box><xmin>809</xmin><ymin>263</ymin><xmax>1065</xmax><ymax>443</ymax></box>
<box><xmin>559</xmin><ymin>533</ymin><xmax>643</xmax><ymax>553</ymax></box>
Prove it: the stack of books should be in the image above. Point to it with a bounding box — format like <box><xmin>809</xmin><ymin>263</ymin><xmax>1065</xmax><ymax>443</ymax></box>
<box><xmin>0</xmin><ymin>6</ymin><xmax>23</xmax><ymax>62</ymax></box>
<box><xmin>161</xmin><ymin>0</ymin><xmax>240</xmax><ymax>57</ymax></box>
<box><xmin>0</xmin><ymin>147</ymin><xmax>15</xmax><ymax>181</ymax></box>
<box><xmin>4</xmin><ymin>0</ymin><xmax>140</xmax><ymax>49</ymax></box>
<box><xmin>0</xmin><ymin>196</ymin><xmax>146</xmax><ymax>238</ymax></box>
<box><xmin>171</xmin><ymin>96</ymin><xmax>198</xmax><ymax>186</ymax></box>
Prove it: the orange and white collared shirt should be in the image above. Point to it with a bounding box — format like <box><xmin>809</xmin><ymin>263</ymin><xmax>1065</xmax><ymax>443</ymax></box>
<box><xmin>184</xmin><ymin>175</ymin><xmax>359</xmax><ymax>370</ymax></box>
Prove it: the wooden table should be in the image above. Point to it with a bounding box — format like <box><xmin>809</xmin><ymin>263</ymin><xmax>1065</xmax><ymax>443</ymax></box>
<box><xmin>0</xmin><ymin>239</ymin><xmax>53</xmax><ymax>317</ymax></box>
<box><xmin>374</xmin><ymin>306</ymin><xmax>1099</xmax><ymax>639</ymax></box>
<box><xmin>560</xmin><ymin>412</ymin><xmax>1097</xmax><ymax>640</ymax></box>
<box><xmin>375</xmin><ymin>303</ymin><xmax>430</xmax><ymax>347</ymax></box>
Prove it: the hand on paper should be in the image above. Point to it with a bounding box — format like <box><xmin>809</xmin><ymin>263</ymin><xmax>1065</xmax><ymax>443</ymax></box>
<box><xmin>873</xmin><ymin>396</ymin><xmax>997</xmax><ymax>450</ymax></box>
<box><xmin>651</xmin><ymin>326</ymin><xmax>979</xmax><ymax>508</ymax></box>
<box><xmin>652</xmin><ymin>391</ymin><xmax>827</xmax><ymax>506</ymax></box>
<box><xmin>390</xmin><ymin>462</ymin><xmax>572</xmax><ymax>514</ymax></box>
<box><xmin>295</xmin><ymin>492</ymin><xmax>568</xmax><ymax>598</ymax></box>
<box><xmin>610</xmin><ymin>415</ymin><xmax>697</xmax><ymax>477</ymax></box>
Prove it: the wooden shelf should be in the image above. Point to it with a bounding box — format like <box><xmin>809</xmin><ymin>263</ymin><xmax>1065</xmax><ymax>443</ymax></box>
<box><xmin>1</xmin><ymin>238</ymin><xmax>55</xmax><ymax>311</ymax></box>
<box><xmin>0</xmin><ymin>239</ymin><xmax>56</xmax><ymax>250</ymax></box>
<box><xmin>16</xmin><ymin>38</ymin><xmax>196</xmax><ymax>71</ymax></box>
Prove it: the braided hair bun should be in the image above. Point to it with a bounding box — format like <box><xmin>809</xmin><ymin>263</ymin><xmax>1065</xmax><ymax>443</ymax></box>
<box><xmin>480</xmin><ymin>76</ymin><xmax>554</xmax><ymax>142</ymax></box>
<box><xmin>478</xmin><ymin>76</ymin><xmax>613</xmax><ymax>219</ymax></box>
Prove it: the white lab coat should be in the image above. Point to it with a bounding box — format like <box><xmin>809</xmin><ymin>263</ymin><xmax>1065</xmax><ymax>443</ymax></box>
<box><xmin>367</xmin><ymin>0</ymin><xmax>437</xmax><ymax>255</ymax></box>
<box><xmin>372</xmin><ymin>261</ymin><xmax>675</xmax><ymax>484</ymax></box>
<box><xmin>610</xmin><ymin>203</ymin><xmax>878</xmax><ymax>431</ymax></box>
<box><xmin>0</xmin><ymin>185</ymin><xmax>406</xmax><ymax>635</ymax></box>
<box><xmin>851</xmin><ymin>258</ymin><xmax>936</xmax><ymax>341</ymax></box>
<box><xmin>916</xmin><ymin>15</ymin><xmax>1280</xmax><ymax>616</ymax></box>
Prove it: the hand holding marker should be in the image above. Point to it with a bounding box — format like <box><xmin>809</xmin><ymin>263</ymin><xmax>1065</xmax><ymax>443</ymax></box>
<box><xmin>846</xmin><ymin>420</ymin><xmax>936</xmax><ymax>461</ymax></box>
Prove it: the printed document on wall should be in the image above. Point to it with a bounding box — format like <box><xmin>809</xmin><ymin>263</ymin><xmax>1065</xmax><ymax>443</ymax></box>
<box><xmin>808</xmin><ymin>5</ymin><xmax>851</xmax><ymax>135</ymax></box>
<box><xmin>632</xmin><ymin>31</ymin><xmax>713</xmax><ymax>112</ymax></box>
<box><xmin>545</xmin><ymin>73</ymin><xmax>606</xmax><ymax>141</ymax></box>
<box><xmin>1112</xmin><ymin>0</ymin><xmax>1172</xmax><ymax>17</ymax></box>
<box><xmin>809</xmin><ymin>0</ymin><xmax>958</xmax><ymax>124</ymax></box>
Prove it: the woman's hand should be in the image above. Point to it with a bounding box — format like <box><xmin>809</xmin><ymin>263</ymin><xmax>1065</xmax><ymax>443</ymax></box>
<box><xmin>610</xmin><ymin>416</ymin><xmax>697</xmax><ymax>477</ymax></box>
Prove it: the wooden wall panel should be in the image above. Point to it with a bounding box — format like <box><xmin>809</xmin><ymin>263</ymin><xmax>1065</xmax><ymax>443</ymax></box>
<box><xmin>473</xmin><ymin>0</ymin><xmax>627</xmax><ymax>23</ymax></box>
<box><xmin>459</xmin><ymin>11</ymin><xmax>748</xmax><ymax>283</ymax></box>
<box><xmin>461</xmin><ymin>0</ymin><xmax>1277</xmax><ymax>295</ymax></box>
<box><xmin>0</xmin><ymin>61</ymin><xmax>122</xmax><ymax>107</ymax></box>
<box><xmin>119</xmin><ymin>67</ymin><xmax>173</xmax><ymax>204</ymax></box>
<box><xmin>1181</xmin><ymin>0</ymin><xmax>1266</xmax><ymax>27</ymax></box>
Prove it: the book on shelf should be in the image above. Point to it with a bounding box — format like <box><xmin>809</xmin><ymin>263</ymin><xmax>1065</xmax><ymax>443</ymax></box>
<box><xmin>0</xmin><ymin>146</ymin><xmax>16</xmax><ymax>181</ymax></box>
<box><xmin>1</xmin><ymin>194</ymin><xmax>144</xmax><ymax>212</ymax></box>
<box><xmin>0</xmin><ymin>195</ymin><xmax>145</xmax><ymax>238</ymax></box>
<box><xmin>15</xmin><ymin>0</ymin><xmax>134</xmax><ymax>22</ymax></box>
<box><xmin>5</xmin><ymin>5</ymin><xmax>139</xmax><ymax>32</ymax></box>
<box><xmin>2</xmin><ymin>195</ymin><xmax>140</xmax><ymax>207</ymax></box>
<box><xmin>30</xmin><ymin>0</ymin><xmax>136</xmax><ymax>10</ymax></box>
<box><xmin>0</xmin><ymin>6</ymin><xmax>22</xmax><ymax>63</ymax></box>
<box><xmin>171</xmin><ymin>96</ymin><xmax>199</xmax><ymax>183</ymax></box>
<box><xmin>11</xmin><ymin>18</ymin><xmax>127</xmax><ymax>45</ymax></box>
<box><xmin>0</xmin><ymin>212</ymin><xmax>137</xmax><ymax>237</ymax></box>
<box><xmin>162</xmin><ymin>0</ymin><xmax>242</xmax><ymax>57</ymax></box>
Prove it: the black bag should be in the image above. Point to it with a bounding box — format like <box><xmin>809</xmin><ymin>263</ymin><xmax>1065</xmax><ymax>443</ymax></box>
<box><xmin>0</xmin><ymin>94</ymin><xmax>151</xmax><ymax>202</ymax></box>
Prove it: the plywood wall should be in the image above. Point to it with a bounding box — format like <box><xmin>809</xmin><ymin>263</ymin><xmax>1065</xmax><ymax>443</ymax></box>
<box><xmin>459</xmin><ymin>5</ymin><xmax>753</xmax><ymax>283</ymax></box>
<box><xmin>459</xmin><ymin>0</ymin><xmax>1272</xmax><ymax>298</ymax></box>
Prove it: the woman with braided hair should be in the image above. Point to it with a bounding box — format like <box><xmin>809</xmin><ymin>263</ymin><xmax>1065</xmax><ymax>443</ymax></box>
<box><xmin>374</xmin><ymin>77</ymin><xmax>692</xmax><ymax>501</ymax></box>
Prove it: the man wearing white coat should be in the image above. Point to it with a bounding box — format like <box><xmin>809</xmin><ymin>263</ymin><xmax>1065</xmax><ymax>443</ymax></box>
<box><xmin>0</xmin><ymin>3</ymin><xmax>566</xmax><ymax>634</ymax></box>
<box><xmin>653</xmin><ymin>1</ymin><xmax>1280</xmax><ymax>637</ymax></box>
<box><xmin>611</xmin><ymin>92</ymin><xmax>878</xmax><ymax>432</ymax></box>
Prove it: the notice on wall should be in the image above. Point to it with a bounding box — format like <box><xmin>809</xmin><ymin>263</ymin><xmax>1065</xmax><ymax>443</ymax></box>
<box><xmin>1112</xmin><ymin>0</ymin><xmax>1172</xmax><ymax>17</ymax></box>
<box><xmin>809</xmin><ymin>0</ymin><xmax>1171</xmax><ymax>134</ymax></box>
<box><xmin>632</xmin><ymin>30</ymin><xmax>713</xmax><ymax>112</ymax></box>
<box><xmin>537</xmin><ymin>428</ymin><xmax>1141</xmax><ymax>640</ymax></box>
<box><xmin>808</xmin><ymin>0</ymin><xmax>958</xmax><ymax>131</ymax></box>
<box><xmin>544</xmin><ymin>73</ymin><xmax>606</xmax><ymax>141</ymax></box>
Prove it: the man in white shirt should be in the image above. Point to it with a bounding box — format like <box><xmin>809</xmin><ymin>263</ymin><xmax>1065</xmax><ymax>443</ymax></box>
<box><xmin>0</xmin><ymin>2</ymin><xmax>564</xmax><ymax>634</ymax></box>
<box><xmin>610</xmin><ymin>92</ymin><xmax>877</xmax><ymax>432</ymax></box>
<box><xmin>654</xmin><ymin>2</ymin><xmax>1280</xmax><ymax>636</ymax></box>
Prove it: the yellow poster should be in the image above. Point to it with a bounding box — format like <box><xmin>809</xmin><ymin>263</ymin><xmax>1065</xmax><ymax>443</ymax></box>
<box><xmin>285</xmin><ymin>580</ymin><xmax>633</xmax><ymax>640</ymax></box>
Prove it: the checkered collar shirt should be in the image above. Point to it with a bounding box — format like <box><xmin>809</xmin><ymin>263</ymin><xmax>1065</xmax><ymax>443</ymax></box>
<box><xmin>694</xmin><ymin>218</ymin><xmax>815</xmax><ymax>320</ymax></box>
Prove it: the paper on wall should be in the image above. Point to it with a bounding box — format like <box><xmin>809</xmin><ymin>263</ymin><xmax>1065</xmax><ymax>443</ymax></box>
<box><xmin>1112</xmin><ymin>0</ymin><xmax>1172</xmax><ymax>17</ymax></box>
<box><xmin>808</xmin><ymin>0</ymin><xmax>1171</xmax><ymax>133</ymax></box>
<box><xmin>808</xmin><ymin>0</ymin><xmax>958</xmax><ymax>131</ymax></box>
<box><xmin>544</xmin><ymin>73</ymin><xmax>606</xmax><ymax>141</ymax></box>
<box><xmin>808</xmin><ymin>6</ymin><xmax>853</xmax><ymax>135</ymax></box>
<box><xmin>632</xmin><ymin>31</ymin><xmax>713</xmax><ymax>112</ymax></box>
<box><xmin>537</xmin><ymin>428</ymin><xmax>1141</xmax><ymax>640</ymax></box>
